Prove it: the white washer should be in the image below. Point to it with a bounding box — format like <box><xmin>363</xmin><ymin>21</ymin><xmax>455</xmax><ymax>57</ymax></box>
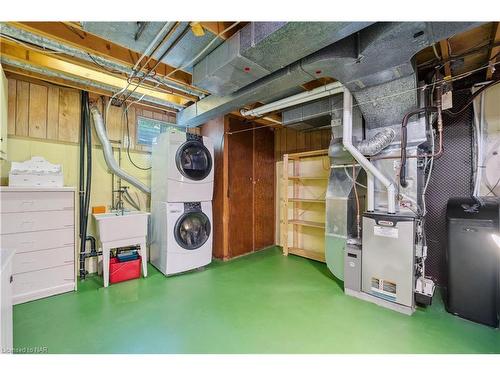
<box><xmin>150</xmin><ymin>201</ymin><xmax>212</xmax><ymax>276</ymax></box>
<box><xmin>151</xmin><ymin>129</ymin><xmax>214</xmax><ymax>203</ymax></box>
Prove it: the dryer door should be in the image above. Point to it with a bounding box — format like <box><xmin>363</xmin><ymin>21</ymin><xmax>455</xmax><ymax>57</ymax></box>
<box><xmin>174</xmin><ymin>210</ymin><xmax>211</xmax><ymax>250</ymax></box>
<box><xmin>175</xmin><ymin>140</ymin><xmax>212</xmax><ymax>181</ymax></box>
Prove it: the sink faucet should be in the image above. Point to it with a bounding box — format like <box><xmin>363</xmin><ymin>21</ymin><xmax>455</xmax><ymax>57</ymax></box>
<box><xmin>113</xmin><ymin>186</ymin><xmax>129</xmax><ymax>216</ymax></box>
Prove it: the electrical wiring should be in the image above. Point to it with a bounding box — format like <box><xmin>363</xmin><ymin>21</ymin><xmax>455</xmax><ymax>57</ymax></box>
<box><xmin>421</xmin><ymin>128</ymin><xmax>435</xmax><ymax>217</ymax></box>
<box><xmin>443</xmin><ymin>78</ymin><xmax>500</xmax><ymax>117</ymax></box>
<box><xmin>117</xmin><ymin>25</ymin><xmax>192</xmax><ymax>105</ymax></box>
<box><xmin>86</xmin><ymin>52</ymin><xmax>124</xmax><ymax>75</ymax></box>
<box><xmin>0</xmin><ymin>33</ymin><xmax>66</xmax><ymax>54</ymax></box>
<box><xmin>124</xmin><ymin>108</ymin><xmax>152</xmax><ymax>171</ymax></box>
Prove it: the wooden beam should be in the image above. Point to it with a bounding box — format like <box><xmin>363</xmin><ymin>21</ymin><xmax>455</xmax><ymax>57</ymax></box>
<box><xmin>1</xmin><ymin>39</ymin><xmax>189</xmax><ymax>107</ymax></box>
<box><xmin>10</xmin><ymin>22</ymin><xmax>196</xmax><ymax>89</ymax></box>
<box><xmin>439</xmin><ymin>39</ymin><xmax>452</xmax><ymax>78</ymax></box>
<box><xmin>1</xmin><ymin>33</ymin><xmax>198</xmax><ymax>102</ymax></box>
<box><xmin>229</xmin><ymin>111</ymin><xmax>282</xmax><ymax>128</ymax></box>
<box><xmin>487</xmin><ymin>22</ymin><xmax>500</xmax><ymax>79</ymax></box>
<box><xmin>199</xmin><ymin>22</ymin><xmax>246</xmax><ymax>40</ymax></box>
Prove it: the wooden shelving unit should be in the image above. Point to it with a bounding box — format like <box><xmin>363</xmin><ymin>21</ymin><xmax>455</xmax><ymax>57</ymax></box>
<box><xmin>282</xmin><ymin>149</ymin><xmax>329</xmax><ymax>263</ymax></box>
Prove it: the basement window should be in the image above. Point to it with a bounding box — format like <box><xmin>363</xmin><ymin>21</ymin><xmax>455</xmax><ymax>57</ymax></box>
<box><xmin>136</xmin><ymin>116</ymin><xmax>174</xmax><ymax>145</ymax></box>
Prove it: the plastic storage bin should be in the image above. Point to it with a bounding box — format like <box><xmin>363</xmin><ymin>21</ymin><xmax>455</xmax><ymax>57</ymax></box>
<box><xmin>109</xmin><ymin>256</ymin><xmax>141</xmax><ymax>284</ymax></box>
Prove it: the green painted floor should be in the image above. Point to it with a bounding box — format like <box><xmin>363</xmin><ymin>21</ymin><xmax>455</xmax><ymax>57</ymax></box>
<box><xmin>13</xmin><ymin>247</ymin><xmax>500</xmax><ymax>354</ymax></box>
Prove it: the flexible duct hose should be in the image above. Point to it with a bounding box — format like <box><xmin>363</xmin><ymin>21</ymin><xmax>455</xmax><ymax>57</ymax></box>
<box><xmin>357</xmin><ymin>128</ymin><xmax>396</xmax><ymax>156</ymax></box>
<box><xmin>90</xmin><ymin>106</ymin><xmax>151</xmax><ymax>194</ymax></box>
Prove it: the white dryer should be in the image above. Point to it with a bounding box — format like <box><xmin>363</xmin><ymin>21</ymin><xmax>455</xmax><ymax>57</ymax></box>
<box><xmin>152</xmin><ymin>129</ymin><xmax>214</xmax><ymax>203</ymax></box>
<box><xmin>150</xmin><ymin>201</ymin><xmax>212</xmax><ymax>276</ymax></box>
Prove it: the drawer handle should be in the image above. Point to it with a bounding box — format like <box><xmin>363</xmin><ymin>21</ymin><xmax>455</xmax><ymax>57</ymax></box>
<box><xmin>64</xmin><ymin>260</ymin><xmax>74</xmax><ymax>264</ymax></box>
<box><xmin>21</xmin><ymin>260</ymin><xmax>36</xmax><ymax>264</ymax></box>
<box><xmin>22</xmin><ymin>221</ymin><xmax>34</xmax><ymax>228</ymax></box>
<box><xmin>20</xmin><ymin>241</ymin><xmax>35</xmax><ymax>245</ymax></box>
<box><xmin>22</xmin><ymin>200</ymin><xmax>34</xmax><ymax>205</ymax></box>
<box><xmin>10</xmin><ymin>275</ymin><xmax>13</xmax><ymax>283</ymax></box>
<box><xmin>63</xmin><ymin>207</ymin><xmax>74</xmax><ymax>210</ymax></box>
<box><xmin>64</xmin><ymin>243</ymin><xmax>74</xmax><ymax>246</ymax></box>
<box><xmin>64</xmin><ymin>225</ymin><xmax>73</xmax><ymax>228</ymax></box>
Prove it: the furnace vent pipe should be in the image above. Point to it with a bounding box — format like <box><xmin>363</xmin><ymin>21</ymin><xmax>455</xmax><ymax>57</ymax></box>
<box><xmin>90</xmin><ymin>106</ymin><xmax>151</xmax><ymax>194</ymax></box>
<box><xmin>357</xmin><ymin>128</ymin><xmax>396</xmax><ymax>156</ymax></box>
<box><xmin>240</xmin><ymin>81</ymin><xmax>344</xmax><ymax>118</ymax></box>
<box><xmin>342</xmin><ymin>89</ymin><xmax>396</xmax><ymax>214</ymax></box>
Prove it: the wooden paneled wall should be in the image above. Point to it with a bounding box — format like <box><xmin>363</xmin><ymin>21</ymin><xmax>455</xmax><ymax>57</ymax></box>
<box><xmin>274</xmin><ymin>127</ymin><xmax>331</xmax><ymax>160</ymax></box>
<box><xmin>8</xmin><ymin>77</ymin><xmax>81</xmax><ymax>143</ymax></box>
<box><xmin>6</xmin><ymin>75</ymin><xmax>197</xmax><ymax>152</ymax></box>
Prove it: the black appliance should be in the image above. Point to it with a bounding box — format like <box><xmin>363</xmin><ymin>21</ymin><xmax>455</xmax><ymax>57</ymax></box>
<box><xmin>445</xmin><ymin>197</ymin><xmax>499</xmax><ymax>328</ymax></box>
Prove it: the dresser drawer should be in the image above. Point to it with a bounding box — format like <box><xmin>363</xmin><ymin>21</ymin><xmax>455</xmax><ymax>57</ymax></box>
<box><xmin>0</xmin><ymin>210</ymin><xmax>74</xmax><ymax>234</ymax></box>
<box><xmin>0</xmin><ymin>191</ymin><xmax>73</xmax><ymax>213</ymax></box>
<box><xmin>1</xmin><ymin>228</ymin><xmax>74</xmax><ymax>254</ymax></box>
<box><xmin>12</xmin><ymin>264</ymin><xmax>75</xmax><ymax>305</ymax></box>
<box><xmin>13</xmin><ymin>246</ymin><xmax>74</xmax><ymax>274</ymax></box>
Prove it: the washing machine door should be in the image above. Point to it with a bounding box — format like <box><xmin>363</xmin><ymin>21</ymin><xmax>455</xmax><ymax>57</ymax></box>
<box><xmin>175</xmin><ymin>140</ymin><xmax>212</xmax><ymax>181</ymax></box>
<box><xmin>174</xmin><ymin>210</ymin><xmax>211</xmax><ymax>250</ymax></box>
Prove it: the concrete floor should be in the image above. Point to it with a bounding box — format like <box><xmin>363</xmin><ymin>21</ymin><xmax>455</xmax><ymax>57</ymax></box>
<box><xmin>13</xmin><ymin>247</ymin><xmax>500</xmax><ymax>353</ymax></box>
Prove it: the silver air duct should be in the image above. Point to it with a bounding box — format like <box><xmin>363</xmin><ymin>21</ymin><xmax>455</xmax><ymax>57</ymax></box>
<box><xmin>357</xmin><ymin>128</ymin><xmax>396</xmax><ymax>156</ymax></box>
<box><xmin>90</xmin><ymin>106</ymin><xmax>151</xmax><ymax>194</ymax></box>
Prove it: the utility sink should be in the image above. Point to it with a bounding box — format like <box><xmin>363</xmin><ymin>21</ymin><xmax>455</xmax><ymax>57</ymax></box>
<box><xmin>93</xmin><ymin>211</ymin><xmax>150</xmax><ymax>243</ymax></box>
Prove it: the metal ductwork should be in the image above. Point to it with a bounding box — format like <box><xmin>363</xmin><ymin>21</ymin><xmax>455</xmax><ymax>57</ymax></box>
<box><xmin>282</xmin><ymin>94</ymin><xmax>344</xmax><ymax>131</ymax></box>
<box><xmin>81</xmin><ymin>22</ymin><xmax>225</xmax><ymax>71</ymax></box>
<box><xmin>179</xmin><ymin>22</ymin><xmax>480</xmax><ymax>128</ymax></box>
<box><xmin>90</xmin><ymin>106</ymin><xmax>151</xmax><ymax>194</ymax></box>
<box><xmin>193</xmin><ymin>22</ymin><xmax>373</xmax><ymax>95</ymax></box>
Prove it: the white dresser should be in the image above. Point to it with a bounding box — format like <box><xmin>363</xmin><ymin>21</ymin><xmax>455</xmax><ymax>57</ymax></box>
<box><xmin>0</xmin><ymin>248</ymin><xmax>15</xmax><ymax>354</ymax></box>
<box><xmin>0</xmin><ymin>187</ymin><xmax>76</xmax><ymax>304</ymax></box>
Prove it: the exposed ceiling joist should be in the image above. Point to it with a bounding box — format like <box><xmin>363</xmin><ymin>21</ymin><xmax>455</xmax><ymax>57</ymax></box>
<box><xmin>486</xmin><ymin>22</ymin><xmax>500</xmax><ymax>79</ymax></box>
<box><xmin>439</xmin><ymin>39</ymin><xmax>452</xmax><ymax>77</ymax></box>
<box><xmin>199</xmin><ymin>22</ymin><xmax>245</xmax><ymax>40</ymax></box>
<box><xmin>10</xmin><ymin>22</ymin><xmax>196</xmax><ymax>89</ymax></box>
<box><xmin>0</xmin><ymin>39</ymin><xmax>188</xmax><ymax>109</ymax></box>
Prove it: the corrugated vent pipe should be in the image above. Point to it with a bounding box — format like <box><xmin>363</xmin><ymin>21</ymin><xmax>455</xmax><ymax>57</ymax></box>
<box><xmin>357</xmin><ymin>128</ymin><xmax>395</xmax><ymax>156</ymax></box>
<box><xmin>342</xmin><ymin>89</ymin><xmax>396</xmax><ymax>214</ymax></box>
<box><xmin>90</xmin><ymin>106</ymin><xmax>151</xmax><ymax>194</ymax></box>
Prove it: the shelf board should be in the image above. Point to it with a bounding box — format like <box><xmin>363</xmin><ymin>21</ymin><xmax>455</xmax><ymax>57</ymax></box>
<box><xmin>288</xmin><ymin>176</ymin><xmax>328</xmax><ymax>180</ymax></box>
<box><xmin>288</xmin><ymin>247</ymin><xmax>325</xmax><ymax>263</ymax></box>
<box><xmin>288</xmin><ymin>220</ymin><xmax>325</xmax><ymax>229</ymax></box>
<box><xmin>288</xmin><ymin>198</ymin><xmax>325</xmax><ymax>203</ymax></box>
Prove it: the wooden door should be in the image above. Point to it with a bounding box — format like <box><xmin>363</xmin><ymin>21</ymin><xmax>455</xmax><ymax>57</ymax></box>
<box><xmin>227</xmin><ymin>116</ymin><xmax>254</xmax><ymax>257</ymax></box>
<box><xmin>253</xmin><ymin>126</ymin><xmax>276</xmax><ymax>250</ymax></box>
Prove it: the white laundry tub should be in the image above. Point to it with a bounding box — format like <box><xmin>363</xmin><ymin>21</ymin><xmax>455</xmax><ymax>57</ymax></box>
<box><xmin>93</xmin><ymin>211</ymin><xmax>150</xmax><ymax>243</ymax></box>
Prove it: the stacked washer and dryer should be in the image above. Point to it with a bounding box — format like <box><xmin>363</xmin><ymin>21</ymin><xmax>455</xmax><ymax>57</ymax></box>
<box><xmin>150</xmin><ymin>129</ymin><xmax>214</xmax><ymax>276</ymax></box>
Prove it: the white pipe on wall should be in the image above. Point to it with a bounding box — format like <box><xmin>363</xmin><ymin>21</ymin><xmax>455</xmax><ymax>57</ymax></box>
<box><xmin>367</xmin><ymin>173</ymin><xmax>375</xmax><ymax>212</ymax></box>
<box><xmin>341</xmin><ymin>89</ymin><xmax>396</xmax><ymax>214</ymax></box>
<box><xmin>240</xmin><ymin>81</ymin><xmax>344</xmax><ymax>118</ymax></box>
<box><xmin>90</xmin><ymin>106</ymin><xmax>151</xmax><ymax>194</ymax></box>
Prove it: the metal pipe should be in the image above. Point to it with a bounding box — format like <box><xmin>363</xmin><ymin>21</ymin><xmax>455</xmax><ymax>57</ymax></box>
<box><xmin>367</xmin><ymin>173</ymin><xmax>375</xmax><ymax>212</ymax></box>
<box><xmin>0</xmin><ymin>23</ymin><xmax>204</xmax><ymax>99</ymax></box>
<box><xmin>132</xmin><ymin>22</ymin><xmax>175</xmax><ymax>72</ymax></box>
<box><xmin>90</xmin><ymin>106</ymin><xmax>151</xmax><ymax>194</ymax></box>
<box><xmin>240</xmin><ymin>82</ymin><xmax>344</xmax><ymax>118</ymax></box>
<box><xmin>342</xmin><ymin>89</ymin><xmax>396</xmax><ymax>214</ymax></box>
